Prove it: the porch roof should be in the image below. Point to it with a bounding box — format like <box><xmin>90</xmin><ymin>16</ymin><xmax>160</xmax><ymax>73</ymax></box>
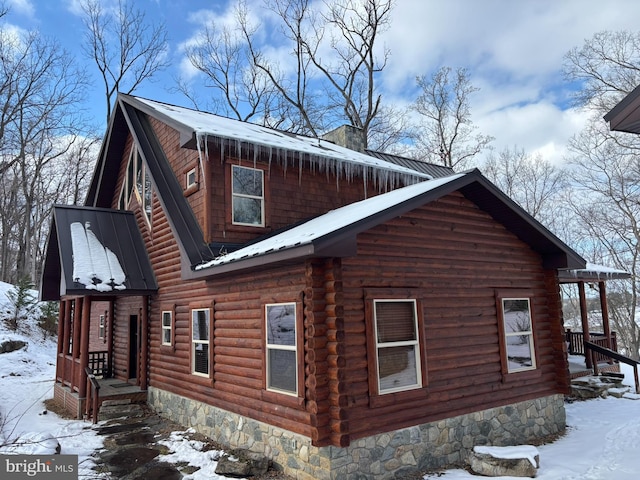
<box><xmin>40</xmin><ymin>205</ymin><xmax>158</xmax><ymax>301</ymax></box>
<box><xmin>558</xmin><ymin>262</ymin><xmax>631</xmax><ymax>283</ymax></box>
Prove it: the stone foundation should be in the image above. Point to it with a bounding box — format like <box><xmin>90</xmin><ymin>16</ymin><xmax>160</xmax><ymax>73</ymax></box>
<box><xmin>148</xmin><ymin>388</ymin><xmax>565</xmax><ymax>480</ymax></box>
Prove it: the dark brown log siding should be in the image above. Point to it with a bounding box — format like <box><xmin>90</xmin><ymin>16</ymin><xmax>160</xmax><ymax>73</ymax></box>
<box><xmin>147</xmin><ymin>118</ymin><xmax>381</xmax><ymax>246</ymax></box>
<box><xmin>107</xmin><ymin>119</ymin><xmax>568</xmax><ymax>447</ymax></box>
<box><xmin>340</xmin><ymin>191</ymin><xmax>568</xmax><ymax>441</ymax></box>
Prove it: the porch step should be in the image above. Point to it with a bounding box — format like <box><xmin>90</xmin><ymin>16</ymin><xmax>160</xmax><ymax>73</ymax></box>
<box><xmin>570</xmin><ymin>374</ymin><xmax>627</xmax><ymax>400</ymax></box>
<box><xmin>98</xmin><ymin>399</ymin><xmax>146</xmax><ymax>422</ymax></box>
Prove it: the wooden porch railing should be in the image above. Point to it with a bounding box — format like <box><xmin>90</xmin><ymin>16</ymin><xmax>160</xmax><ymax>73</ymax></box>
<box><xmin>84</xmin><ymin>367</ymin><xmax>101</xmax><ymax>424</ymax></box>
<box><xmin>585</xmin><ymin>341</ymin><xmax>640</xmax><ymax>394</ymax></box>
<box><xmin>566</xmin><ymin>330</ymin><xmax>618</xmax><ymax>362</ymax></box>
<box><xmin>88</xmin><ymin>351</ymin><xmax>111</xmax><ymax>378</ymax></box>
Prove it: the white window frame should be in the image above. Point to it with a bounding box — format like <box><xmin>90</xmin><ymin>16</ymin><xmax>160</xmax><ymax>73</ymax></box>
<box><xmin>231</xmin><ymin>165</ymin><xmax>265</xmax><ymax>227</ymax></box>
<box><xmin>373</xmin><ymin>299</ymin><xmax>422</xmax><ymax>395</ymax></box>
<box><xmin>501</xmin><ymin>297</ymin><xmax>536</xmax><ymax>373</ymax></box>
<box><xmin>191</xmin><ymin>308</ymin><xmax>210</xmax><ymax>377</ymax></box>
<box><xmin>265</xmin><ymin>303</ymin><xmax>298</xmax><ymax>396</ymax></box>
<box><xmin>186</xmin><ymin>167</ymin><xmax>197</xmax><ymax>189</ymax></box>
<box><xmin>161</xmin><ymin>311</ymin><xmax>172</xmax><ymax>346</ymax></box>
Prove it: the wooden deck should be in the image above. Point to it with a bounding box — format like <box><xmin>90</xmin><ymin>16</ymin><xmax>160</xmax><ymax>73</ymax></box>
<box><xmin>568</xmin><ymin>354</ymin><xmax>620</xmax><ymax>379</ymax></box>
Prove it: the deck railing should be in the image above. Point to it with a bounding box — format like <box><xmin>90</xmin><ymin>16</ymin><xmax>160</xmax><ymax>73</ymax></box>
<box><xmin>566</xmin><ymin>330</ymin><xmax>617</xmax><ymax>362</ymax></box>
<box><xmin>88</xmin><ymin>351</ymin><xmax>111</xmax><ymax>378</ymax></box>
<box><xmin>584</xmin><ymin>341</ymin><xmax>640</xmax><ymax>394</ymax></box>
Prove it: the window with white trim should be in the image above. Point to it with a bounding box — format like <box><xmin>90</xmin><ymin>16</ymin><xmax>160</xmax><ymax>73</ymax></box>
<box><xmin>500</xmin><ymin>298</ymin><xmax>536</xmax><ymax>372</ymax></box>
<box><xmin>186</xmin><ymin>168</ymin><xmax>197</xmax><ymax>189</ymax></box>
<box><xmin>373</xmin><ymin>299</ymin><xmax>422</xmax><ymax>394</ymax></box>
<box><xmin>161</xmin><ymin>311</ymin><xmax>172</xmax><ymax>346</ymax></box>
<box><xmin>265</xmin><ymin>303</ymin><xmax>297</xmax><ymax>395</ymax></box>
<box><xmin>191</xmin><ymin>309</ymin><xmax>210</xmax><ymax>376</ymax></box>
<box><xmin>232</xmin><ymin>165</ymin><xmax>264</xmax><ymax>226</ymax></box>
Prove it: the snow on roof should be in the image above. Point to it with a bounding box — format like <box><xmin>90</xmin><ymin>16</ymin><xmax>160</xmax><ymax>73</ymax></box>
<box><xmin>132</xmin><ymin>96</ymin><xmax>430</xmax><ymax>185</ymax></box>
<box><xmin>561</xmin><ymin>262</ymin><xmax>631</xmax><ymax>280</ymax></box>
<box><xmin>71</xmin><ymin>221</ymin><xmax>126</xmax><ymax>292</ymax></box>
<box><xmin>196</xmin><ymin>173</ymin><xmax>465</xmax><ymax>270</ymax></box>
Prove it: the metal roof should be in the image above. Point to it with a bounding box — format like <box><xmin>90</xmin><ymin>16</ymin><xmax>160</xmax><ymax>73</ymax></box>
<box><xmin>364</xmin><ymin>150</ymin><xmax>455</xmax><ymax>178</ymax></box>
<box><xmin>604</xmin><ymin>84</ymin><xmax>640</xmax><ymax>134</ymax></box>
<box><xmin>40</xmin><ymin>205</ymin><xmax>157</xmax><ymax>301</ymax></box>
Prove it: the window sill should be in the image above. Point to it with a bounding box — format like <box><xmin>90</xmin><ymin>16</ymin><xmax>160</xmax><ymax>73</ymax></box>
<box><xmin>183</xmin><ymin>184</ymin><xmax>199</xmax><ymax>197</ymax></box>
<box><xmin>261</xmin><ymin>389</ymin><xmax>305</xmax><ymax>408</ymax></box>
<box><xmin>501</xmin><ymin>368</ymin><xmax>542</xmax><ymax>383</ymax></box>
<box><xmin>368</xmin><ymin>386</ymin><xmax>428</xmax><ymax>409</ymax></box>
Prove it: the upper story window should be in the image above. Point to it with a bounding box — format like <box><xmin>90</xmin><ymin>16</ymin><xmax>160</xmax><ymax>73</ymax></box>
<box><xmin>119</xmin><ymin>148</ymin><xmax>153</xmax><ymax>225</ymax></box>
<box><xmin>98</xmin><ymin>314</ymin><xmax>105</xmax><ymax>339</ymax></box>
<box><xmin>373</xmin><ymin>299</ymin><xmax>422</xmax><ymax>394</ymax></box>
<box><xmin>265</xmin><ymin>303</ymin><xmax>298</xmax><ymax>395</ymax></box>
<box><xmin>232</xmin><ymin>165</ymin><xmax>264</xmax><ymax>227</ymax></box>
<box><xmin>497</xmin><ymin>293</ymin><xmax>536</xmax><ymax>374</ymax></box>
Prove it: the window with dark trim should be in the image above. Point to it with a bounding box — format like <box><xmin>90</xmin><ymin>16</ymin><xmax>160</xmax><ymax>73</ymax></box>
<box><xmin>191</xmin><ymin>308</ymin><xmax>210</xmax><ymax>377</ymax></box>
<box><xmin>161</xmin><ymin>311</ymin><xmax>172</xmax><ymax>346</ymax></box>
<box><xmin>496</xmin><ymin>290</ymin><xmax>537</xmax><ymax>374</ymax></box>
<box><xmin>232</xmin><ymin>165</ymin><xmax>264</xmax><ymax>226</ymax></box>
<box><xmin>119</xmin><ymin>147</ymin><xmax>153</xmax><ymax>226</ymax></box>
<box><xmin>265</xmin><ymin>303</ymin><xmax>297</xmax><ymax>395</ymax></box>
<box><xmin>372</xmin><ymin>299</ymin><xmax>422</xmax><ymax>394</ymax></box>
<box><xmin>98</xmin><ymin>314</ymin><xmax>105</xmax><ymax>339</ymax></box>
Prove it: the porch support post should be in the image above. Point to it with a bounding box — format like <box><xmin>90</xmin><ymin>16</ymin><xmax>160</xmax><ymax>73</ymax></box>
<box><xmin>598</xmin><ymin>281</ymin><xmax>612</xmax><ymax>350</ymax></box>
<box><xmin>578</xmin><ymin>281</ymin><xmax>592</xmax><ymax>369</ymax></box>
<box><xmin>78</xmin><ymin>297</ymin><xmax>91</xmax><ymax>398</ymax></box>
<box><xmin>107</xmin><ymin>300</ymin><xmax>114</xmax><ymax>378</ymax></box>
<box><xmin>140</xmin><ymin>296</ymin><xmax>149</xmax><ymax>390</ymax></box>
<box><xmin>71</xmin><ymin>297</ymin><xmax>83</xmax><ymax>391</ymax></box>
<box><xmin>56</xmin><ymin>300</ymin><xmax>67</xmax><ymax>383</ymax></box>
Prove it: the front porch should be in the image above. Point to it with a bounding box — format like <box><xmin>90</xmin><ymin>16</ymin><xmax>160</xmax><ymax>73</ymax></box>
<box><xmin>53</xmin><ymin>296</ymin><xmax>150</xmax><ymax>421</ymax></box>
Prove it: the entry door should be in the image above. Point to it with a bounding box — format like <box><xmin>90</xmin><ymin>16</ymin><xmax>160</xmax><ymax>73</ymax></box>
<box><xmin>129</xmin><ymin>315</ymin><xmax>139</xmax><ymax>380</ymax></box>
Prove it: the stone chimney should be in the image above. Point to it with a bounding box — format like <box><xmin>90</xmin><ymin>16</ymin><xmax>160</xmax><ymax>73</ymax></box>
<box><xmin>322</xmin><ymin>125</ymin><xmax>365</xmax><ymax>153</ymax></box>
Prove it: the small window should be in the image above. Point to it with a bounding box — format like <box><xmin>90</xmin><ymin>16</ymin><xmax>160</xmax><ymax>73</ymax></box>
<box><xmin>98</xmin><ymin>314</ymin><xmax>105</xmax><ymax>339</ymax></box>
<box><xmin>232</xmin><ymin>165</ymin><xmax>264</xmax><ymax>226</ymax></box>
<box><xmin>500</xmin><ymin>298</ymin><xmax>536</xmax><ymax>373</ymax></box>
<box><xmin>265</xmin><ymin>303</ymin><xmax>297</xmax><ymax>395</ymax></box>
<box><xmin>186</xmin><ymin>168</ymin><xmax>197</xmax><ymax>189</ymax></box>
<box><xmin>161</xmin><ymin>311</ymin><xmax>172</xmax><ymax>346</ymax></box>
<box><xmin>373</xmin><ymin>300</ymin><xmax>421</xmax><ymax>394</ymax></box>
<box><xmin>191</xmin><ymin>309</ymin><xmax>210</xmax><ymax>376</ymax></box>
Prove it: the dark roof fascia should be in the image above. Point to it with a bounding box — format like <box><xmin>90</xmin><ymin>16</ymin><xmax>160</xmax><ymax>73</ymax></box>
<box><xmin>118</xmin><ymin>93</ymin><xmax>197</xmax><ymax>147</ymax></box>
<box><xmin>603</xmin><ymin>84</ymin><xmax>640</xmax><ymax>134</ymax></box>
<box><xmin>85</xmin><ymin>106</ymin><xmax>129</xmax><ymax>208</ymax></box>
<box><xmin>118</xmin><ymin>97</ymin><xmax>215</xmax><ymax>266</ymax></box>
<box><xmin>189</xmin><ymin>170</ymin><xmax>584</xmax><ymax>278</ymax></box>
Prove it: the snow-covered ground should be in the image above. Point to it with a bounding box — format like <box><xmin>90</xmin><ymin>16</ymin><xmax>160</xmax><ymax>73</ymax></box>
<box><xmin>2</xmin><ymin>280</ymin><xmax>640</xmax><ymax>479</ymax></box>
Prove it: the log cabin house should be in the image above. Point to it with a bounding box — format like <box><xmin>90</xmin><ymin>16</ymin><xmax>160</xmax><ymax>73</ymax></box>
<box><xmin>42</xmin><ymin>93</ymin><xmax>595</xmax><ymax>479</ymax></box>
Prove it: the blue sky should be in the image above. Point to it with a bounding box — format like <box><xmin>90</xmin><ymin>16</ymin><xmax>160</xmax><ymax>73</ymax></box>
<box><xmin>6</xmin><ymin>0</ymin><xmax>640</xmax><ymax>164</ymax></box>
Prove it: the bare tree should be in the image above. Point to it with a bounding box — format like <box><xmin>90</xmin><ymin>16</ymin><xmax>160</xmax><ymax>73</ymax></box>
<box><xmin>180</xmin><ymin>8</ymin><xmax>284</xmax><ymax>127</ymax></box>
<box><xmin>482</xmin><ymin>146</ymin><xmax>568</xmax><ymax>223</ymax></box>
<box><xmin>0</xmin><ymin>8</ymin><xmax>90</xmax><ymax>285</ymax></box>
<box><xmin>413</xmin><ymin>66</ymin><xmax>493</xmax><ymax>168</ymax></box>
<box><xmin>564</xmin><ymin>30</ymin><xmax>640</xmax><ymax>114</ymax></box>
<box><xmin>81</xmin><ymin>0</ymin><xmax>169</xmax><ymax>123</ymax></box>
<box><xmin>563</xmin><ymin>30</ymin><xmax>640</xmax><ymax>358</ymax></box>
<box><xmin>566</xmin><ymin>120</ymin><xmax>640</xmax><ymax>358</ymax></box>
<box><xmin>182</xmin><ymin>0</ymin><xmax>395</xmax><ymax>145</ymax></box>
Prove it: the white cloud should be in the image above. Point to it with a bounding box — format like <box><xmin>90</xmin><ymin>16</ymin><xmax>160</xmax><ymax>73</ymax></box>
<box><xmin>7</xmin><ymin>0</ymin><xmax>35</xmax><ymax>17</ymax></box>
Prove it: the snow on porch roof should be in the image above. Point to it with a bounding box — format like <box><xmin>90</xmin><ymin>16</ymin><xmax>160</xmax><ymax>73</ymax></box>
<box><xmin>558</xmin><ymin>262</ymin><xmax>631</xmax><ymax>283</ymax></box>
<box><xmin>126</xmin><ymin>95</ymin><xmax>430</xmax><ymax>183</ymax></box>
<box><xmin>40</xmin><ymin>205</ymin><xmax>158</xmax><ymax>301</ymax></box>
